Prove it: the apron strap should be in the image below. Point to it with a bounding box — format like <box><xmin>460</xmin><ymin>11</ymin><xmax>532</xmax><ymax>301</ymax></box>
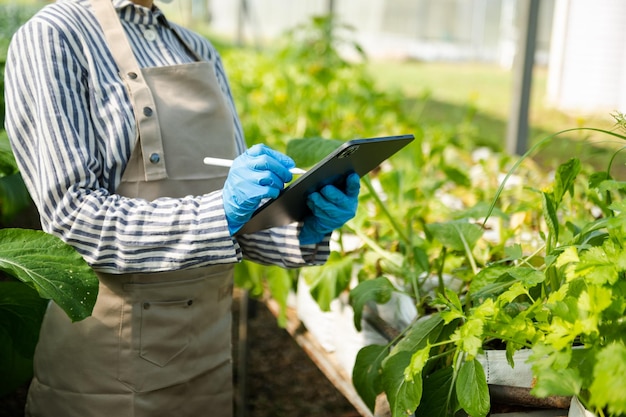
<box><xmin>157</xmin><ymin>14</ymin><xmax>205</xmax><ymax>63</ymax></box>
<box><xmin>90</xmin><ymin>0</ymin><xmax>168</xmax><ymax>181</ymax></box>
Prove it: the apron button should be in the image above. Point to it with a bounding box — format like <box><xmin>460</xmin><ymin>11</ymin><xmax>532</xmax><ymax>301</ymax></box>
<box><xmin>143</xmin><ymin>302</ymin><xmax>150</xmax><ymax>310</ymax></box>
<box><xmin>128</xmin><ymin>72</ymin><xmax>138</xmax><ymax>80</ymax></box>
<box><xmin>187</xmin><ymin>300</ymin><xmax>193</xmax><ymax>306</ymax></box>
<box><xmin>149</xmin><ymin>153</ymin><xmax>161</xmax><ymax>164</ymax></box>
<box><xmin>143</xmin><ymin>107</ymin><xmax>153</xmax><ymax>117</ymax></box>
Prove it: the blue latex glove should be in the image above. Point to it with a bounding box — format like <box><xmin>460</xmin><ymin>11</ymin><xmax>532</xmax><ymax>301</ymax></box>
<box><xmin>299</xmin><ymin>172</ymin><xmax>361</xmax><ymax>245</ymax></box>
<box><xmin>223</xmin><ymin>144</ymin><xmax>295</xmax><ymax>235</ymax></box>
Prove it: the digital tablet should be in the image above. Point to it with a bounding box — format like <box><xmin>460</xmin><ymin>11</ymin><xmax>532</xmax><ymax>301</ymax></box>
<box><xmin>236</xmin><ymin>134</ymin><xmax>415</xmax><ymax>235</ymax></box>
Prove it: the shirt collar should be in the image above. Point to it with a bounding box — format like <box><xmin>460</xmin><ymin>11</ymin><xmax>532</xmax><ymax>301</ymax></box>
<box><xmin>110</xmin><ymin>0</ymin><xmax>165</xmax><ymax>26</ymax></box>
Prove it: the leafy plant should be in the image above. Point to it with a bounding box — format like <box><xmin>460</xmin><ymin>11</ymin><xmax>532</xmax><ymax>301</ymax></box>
<box><xmin>222</xmin><ymin>14</ymin><xmax>411</xmax><ymax>151</ymax></box>
<box><xmin>347</xmin><ymin>125</ymin><xmax>626</xmax><ymax>416</ymax></box>
<box><xmin>220</xmin><ymin>12</ymin><xmax>626</xmax><ymax>416</ymax></box>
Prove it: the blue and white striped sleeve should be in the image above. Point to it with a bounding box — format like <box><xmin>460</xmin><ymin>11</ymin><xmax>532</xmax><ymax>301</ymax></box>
<box><xmin>4</xmin><ymin>13</ymin><xmax>240</xmax><ymax>274</ymax></box>
<box><xmin>237</xmin><ymin>227</ymin><xmax>331</xmax><ymax>267</ymax></box>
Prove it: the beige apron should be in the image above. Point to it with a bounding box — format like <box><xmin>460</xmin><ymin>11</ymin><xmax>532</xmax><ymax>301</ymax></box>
<box><xmin>25</xmin><ymin>1</ymin><xmax>239</xmax><ymax>416</ymax></box>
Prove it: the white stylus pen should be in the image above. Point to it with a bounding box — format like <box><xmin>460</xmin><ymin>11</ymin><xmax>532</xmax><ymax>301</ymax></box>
<box><xmin>203</xmin><ymin>156</ymin><xmax>307</xmax><ymax>175</ymax></box>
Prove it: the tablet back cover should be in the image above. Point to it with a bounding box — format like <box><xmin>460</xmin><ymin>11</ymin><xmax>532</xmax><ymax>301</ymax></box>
<box><xmin>236</xmin><ymin>134</ymin><xmax>414</xmax><ymax>235</ymax></box>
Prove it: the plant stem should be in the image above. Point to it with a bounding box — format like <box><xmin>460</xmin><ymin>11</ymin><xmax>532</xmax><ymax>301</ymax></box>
<box><xmin>437</xmin><ymin>247</ymin><xmax>447</xmax><ymax>296</ymax></box>
<box><xmin>348</xmin><ymin>225</ymin><xmax>398</xmax><ymax>265</ymax></box>
<box><xmin>483</xmin><ymin>127</ymin><xmax>626</xmax><ymax>227</ymax></box>
<box><xmin>362</xmin><ymin>176</ymin><xmax>410</xmax><ymax>246</ymax></box>
<box><xmin>454</xmin><ymin>222</ymin><xmax>479</xmax><ymax>276</ymax></box>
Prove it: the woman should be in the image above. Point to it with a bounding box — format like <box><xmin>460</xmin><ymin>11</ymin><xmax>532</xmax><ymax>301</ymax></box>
<box><xmin>3</xmin><ymin>0</ymin><xmax>360</xmax><ymax>416</ymax></box>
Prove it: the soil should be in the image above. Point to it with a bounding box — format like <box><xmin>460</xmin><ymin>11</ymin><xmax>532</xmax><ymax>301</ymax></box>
<box><xmin>233</xmin><ymin>291</ymin><xmax>361</xmax><ymax>417</ymax></box>
<box><xmin>0</xmin><ymin>290</ymin><xmax>359</xmax><ymax>417</ymax></box>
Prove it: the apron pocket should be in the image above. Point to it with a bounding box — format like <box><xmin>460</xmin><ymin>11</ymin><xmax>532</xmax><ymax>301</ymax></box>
<box><xmin>139</xmin><ymin>298</ymin><xmax>192</xmax><ymax>367</ymax></box>
<box><xmin>117</xmin><ymin>268</ymin><xmax>234</xmax><ymax>393</ymax></box>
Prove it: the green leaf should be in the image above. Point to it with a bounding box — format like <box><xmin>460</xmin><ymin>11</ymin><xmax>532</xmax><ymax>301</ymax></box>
<box><xmin>379</xmin><ymin>316</ymin><xmax>445</xmax><ymax>416</ymax></box>
<box><xmin>349</xmin><ymin>277</ymin><xmax>395</xmax><ymax>331</ymax></box>
<box><xmin>265</xmin><ymin>266</ymin><xmax>294</xmax><ymax>328</ymax></box>
<box><xmin>532</xmin><ymin>366</ymin><xmax>582</xmax><ymax>397</ymax></box>
<box><xmin>390</xmin><ymin>314</ymin><xmax>444</xmax><ymax>356</ymax></box>
<box><xmin>499</xmin><ymin>281</ymin><xmax>529</xmax><ymax>304</ymax></box>
<box><xmin>381</xmin><ymin>351</ymin><xmax>423</xmax><ymax>416</ymax></box>
<box><xmin>0</xmin><ymin>173</ymin><xmax>30</xmax><ymax>223</ymax></box>
<box><xmin>507</xmin><ymin>267</ymin><xmax>546</xmax><ymax>286</ymax></box>
<box><xmin>530</xmin><ymin>344</ymin><xmax>583</xmax><ymax>397</ymax></box>
<box><xmin>456</xmin><ymin>359</ymin><xmax>490</xmax><ymax>417</ymax></box>
<box><xmin>450</xmin><ymin>317</ymin><xmax>484</xmax><ymax>358</ymax></box>
<box><xmin>442</xmin><ymin>165</ymin><xmax>471</xmax><ymax>187</ymax></box>
<box><xmin>0</xmin><ymin>229</ymin><xmax>98</xmax><ymax>321</ymax></box>
<box><xmin>589</xmin><ymin>343</ymin><xmax>626</xmax><ymax>415</ymax></box>
<box><xmin>415</xmin><ymin>367</ymin><xmax>456</xmax><ymax>417</ymax></box>
<box><xmin>553</xmin><ymin>158</ymin><xmax>580</xmax><ymax>206</ymax></box>
<box><xmin>427</xmin><ymin>220</ymin><xmax>483</xmax><ymax>252</ymax></box>
<box><xmin>504</xmin><ymin>243</ymin><xmax>523</xmax><ymax>261</ymax></box>
<box><xmin>588</xmin><ymin>171</ymin><xmax>610</xmax><ymax>189</ymax></box>
<box><xmin>469</xmin><ymin>265</ymin><xmax>512</xmax><ymax>296</ymax></box>
<box><xmin>575</xmin><ymin>245</ymin><xmax>618</xmax><ymax>285</ymax></box>
<box><xmin>0</xmin><ymin>281</ymin><xmax>47</xmax><ymax>355</ymax></box>
<box><xmin>438</xmin><ymin>288</ymin><xmax>462</xmax><ymax>313</ymax></box>
<box><xmin>404</xmin><ymin>344</ymin><xmax>431</xmax><ymax>379</ymax></box>
<box><xmin>352</xmin><ymin>344</ymin><xmax>388</xmax><ymax>411</ymax></box>
<box><xmin>0</xmin><ymin>281</ymin><xmax>48</xmax><ymax>396</ymax></box>
<box><xmin>301</xmin><ymin>251</ymin><xmax>353</xmax><ymax>311</ymax></box>
<box><xmin>542</xmin><ymin>191</ymin><xmax>559</xmax><ymax>242</ymax></box>
<box><xmin>0</xmin><ymin>133</ymin><xmax>19</xmax><ymax>175</ymax></box>
<box><xmin>234</xmin><ymin>260</ymin><xmax>265</xmax><ymax>297</ymax></box>
<box><xmin>457</xmin><ymin>201</ymin><xmax>508</xmax><ymax>221</ymax></box>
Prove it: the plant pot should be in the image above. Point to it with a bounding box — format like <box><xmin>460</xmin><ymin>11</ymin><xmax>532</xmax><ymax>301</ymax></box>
<box><xmin>296</xmin><ymin>278</ymin><xmax>337</xmax><ymax>352</ymax></box>
<box><xmin>568</xmin><ymin>397</ymin><xmax>596</xmax><ymax>417</ymax></box>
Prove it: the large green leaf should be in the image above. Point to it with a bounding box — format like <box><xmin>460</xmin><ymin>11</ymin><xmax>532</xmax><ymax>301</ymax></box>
<box><xmin>352</xmin><ymin>344</ymin><xmax>388</xmax><ymax>411</ymax></box>
<box><xmin>589</xmin><ymin>343</ymin><xmax>626</xmax><ymax>415</ymax></box>
<box><xmin>456</xmin><ymin>358</ymin><xmax>490</xmax><ymax>417</ymax></box>
<box><xmin>300</xmin><ymin>251</ymin><xmax>352</xmax><ymax>311</ymax></box>
<box><xmin>234</xmin><ymin>261</ymin><xmax>296</xmax><ymax>327</ymax></box>
<box><xmin>382</xmin><ymin>351</ymin><xmax>423</xmax><ymax>416</ymax></box>
<box><xmin>0</xmin><ymin>131</ymin><xmax>19</xmax><ymax>175</ymax></box>
<box><xmin>379</xmin><ymin>314</ymin><xmax>444</xmax><ymax>416</ymax></box>
<box><xmin>415</xmin><ymin>367</ymin><xmax>456</xmax><ymax>417</ymax></box>
<box><xmin>0</xmin><ymin>173</ymin><xmax>31</xmax><ymax>223</ymax></box>
<box><xmin>0</xmin><ymin>281</ymin><xmax>48</xmax><ymax>396</ymax></box>
<box><xmin>349</xmin><ymin>277</ymin><xmax>395</xmax><ymax>331</ymax></box>
<box><xmin>468</xmin><ymin>265</ymin><xmax>513</xmax><ymax>297</ymax></box>
<box><xmin>426</xmin><ymin>220</ymin><xmax>483</xmax><ymax>252</ymax></box>
<box><xmin>0</xmin><ymin>229</ymin><xmax>98</xmax><ymax>321</ymax></box>
<box><xmin>265</xmin><ymin>266</ymin><xmax>295</xmax><ymax>328</ymax></box>
<box><xmin>553</xmin><ymin>158</ymin><xmax>580</xmax><ymax>206</ymax></box>
<box><xmin>542</xmin><ymin>191</ymin><xmax>559</xmax><ymax>242</ymax></box>
<box><xmin>390</xmin><ymin>314</ymin><xmax>444</xmax><ymax>356</ymax></box>
<box><xmin>234</xmin><ymin>260</ymin><xmax>266</xmax><ymax>297</ymax></box>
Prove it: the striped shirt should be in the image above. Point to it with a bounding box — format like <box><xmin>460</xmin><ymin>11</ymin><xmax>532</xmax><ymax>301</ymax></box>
<box><xmin>4</xmin><ymin>0</ymin><xmax>329</xmax><ymax>273</ymax></box>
